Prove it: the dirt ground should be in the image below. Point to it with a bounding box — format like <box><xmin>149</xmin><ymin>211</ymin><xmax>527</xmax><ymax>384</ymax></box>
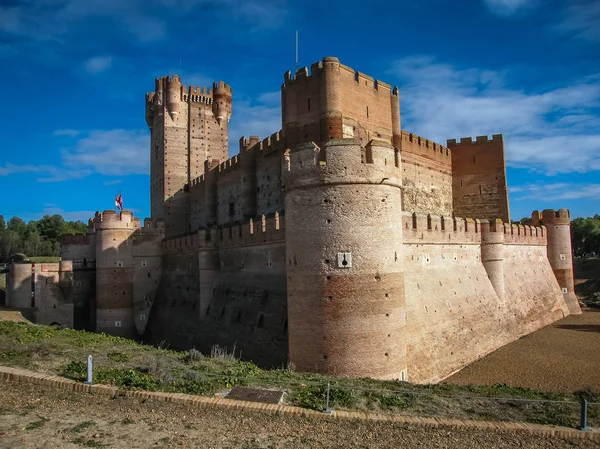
<box><xmin>0</xmin><ymin>381</ymin><xmax>596</xmax><ymax>449</ymax></box>
<box><xmin>445</xmin><ymin>308</ymin><xmax>600</xmax><ymax>393</ymax></box>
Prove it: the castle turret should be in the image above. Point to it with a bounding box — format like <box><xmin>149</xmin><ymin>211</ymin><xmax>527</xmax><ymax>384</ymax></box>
<box><xmin>165</xmin><ymin>75</ymin><xmax>181</xmax><ymax>121</ymax></box>
<box><xmin>391</xmin><ymin>86</ymin><xmax>401</xmax><ymax>149</ymax></box>
<box><xmin>533</xmin><ymin>209</ymin><xmax>581</xmax><ymax>315</ymax></box>
<box><xmin>285</xmin><ymin>138</ymin><xmax>406</xmax><ymax>380</ymax></box>
<box><xmin>145</xmin><ymin>93</ymin><xmax>155</xmax><ymax>129</ymax></box>
<box><xmin>6</xmin><ymin>263</ymin><xmax>34</xmax><ymax>309</ymax></box>
<box><xmin>319</xmin><ymin>57</ymin><xmax>343</xmax><ymax>141</ymax></box>
<box><xmin>94</xmin><ymin>210</ymin><xmax>136</xmax><ymax>337</ymax></box>
<box><xmin>212</xmin><ymin>81</ymin><xmax>232</xmax><ymax>126</ymax></box>
<box><xmin>480</xmin><ymin>219</ymin><xmax>505</xmax><ymax>301</ymax></box>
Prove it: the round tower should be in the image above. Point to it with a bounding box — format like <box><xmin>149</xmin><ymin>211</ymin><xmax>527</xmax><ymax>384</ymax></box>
<box><xmin>7</xmin><ymin>263</ymin><xmax>34</xmax><ymax>309</ymax></box>
<box><xmin>212</xmin><ymin>81</ymin><xmax>232</xmax><ymax>126</ymax></box>
<box><xmin>285</xmin><ymin>138</ymin><xmax>406</xmax><ymax>380</ymax></box>
<box><xmin>536</xmin><ymin>209</ymin><xmax>581</xmax><ymax>315</ymax></box>
<box><xmin>319</xmin><ymin>57</ymin><xmax>343</xmax><ymax>142</ymax></box>
<box><xmin>480</xmin><ymin>219</ymin><xmax>505</xmax><ymax>301</ymax></box>
<box><xmin>145</xmin><ymin>93</ymin><xmax>155</xmax><ymax>129</ymax></box>
<box><xmin>94</xmin><ymin>210</ymin><xmax>136</xmax><ymax>337</ymax></box>
<box><xmin>165</xmin><ymin>75</ymin><xmax>181</xmax><ymax>121</ymax></box>
<box><xmin>391</xmin><ymin>86</ymin><xmax>401</xmax><ymax>149</ymax></box>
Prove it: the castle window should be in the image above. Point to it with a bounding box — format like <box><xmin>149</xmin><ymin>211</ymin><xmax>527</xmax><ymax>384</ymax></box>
<box><xmin>366</xmin><ymin>106</ymin><xmax>369</xmax><ymax>117</ymax></box>
<box><xmin>307</xmin><ymin>98</ymin><xmax>311</xmax><ymax>111</ymax></box>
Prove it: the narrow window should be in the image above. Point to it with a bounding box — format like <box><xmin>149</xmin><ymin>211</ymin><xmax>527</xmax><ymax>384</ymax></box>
<box><xmin>366</xmin><ymin>106</ymin><xmax>369</xmax><ymax>117</ymax></box>
<box><xmin>307</xmin><ymin>97</ymin><xmax>311</xmax><ymax>111</ymax></box>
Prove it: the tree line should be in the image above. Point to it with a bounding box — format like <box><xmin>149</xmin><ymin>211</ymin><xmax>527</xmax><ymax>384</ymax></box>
<box><xmin>572</xmin><ymin>215</ymin><xmax>600</xmax><ymax>257</ymax></box>
<box><xmin>0</xmin><ymin>214</ymin><xmax>87</xmax><ymax>261</ymax></box>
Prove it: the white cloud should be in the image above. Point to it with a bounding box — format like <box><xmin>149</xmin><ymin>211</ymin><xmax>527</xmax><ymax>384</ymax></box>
<box><xmin>1</xmin><ymin>129</ymin><xmax>148</xmax><ymax>182</ymax></box>
<box><xmin>84</xmin><ymin>56</ymin><xmax>112</xmax><ymax>74</ymax></box>
<box><xmin>483</xmin><ymin>0</ymin><xmax>537</xmax><ymax>16</ymax></box>
<box><xmin>103</xmin><ymin>179</ymin><xmax>123</xmax><ymax>186</ymax></box>
<box><xmin>554</xmin><ymin>0</ymin><xmax>600</xmax><ymax>42</ymax></box>
<box><xmin>61</xmin><ymin>129</ymin><xmax>149</xmax><ymax>176</ymax></box>
<box><xmin>0</xmin><ymin>0</ymin><xmax>286</xmax><ymax>45</ymax></box>
<box><xmin>511</xmin><ymin>183</ymin><xmax>600</xmax><ymax>201</ymax></box>
<box><xmin>36</xmin><ymin>207</ymin><xmax>96</xmax><ymax>222</ymax></box>
<box><xmin>389</xmin><ymin>56</ymin><xmax>600</xmax><ymax>174</ymax></box>
<box><xmin>227</xmin><ymin>94</ymin><xmax>282</xmax><ymax>156</ymax></box>
<box><xmin>54</xmin><ymin>129</ymin><xmax>81</xmax><ymax>137</ymax></box>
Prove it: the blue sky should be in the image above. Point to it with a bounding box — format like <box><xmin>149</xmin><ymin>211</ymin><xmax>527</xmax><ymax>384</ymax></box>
<box><xmin>0</xmin><ymin>0</ymin><xmax>599</xmax><ymax>223</ymax></box>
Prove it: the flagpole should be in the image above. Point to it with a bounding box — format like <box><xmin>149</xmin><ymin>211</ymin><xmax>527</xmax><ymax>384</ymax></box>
<box><xmin>295</xmin><ymin>30</ymin><xmax>298</xmax><ymax>69</ymax></box>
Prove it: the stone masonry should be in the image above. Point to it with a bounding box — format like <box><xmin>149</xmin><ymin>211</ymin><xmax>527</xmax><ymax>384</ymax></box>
<box><xmin>6</xmin><ymin>56</ymin><xmax>581</xmax><ymax>383</ymax></box>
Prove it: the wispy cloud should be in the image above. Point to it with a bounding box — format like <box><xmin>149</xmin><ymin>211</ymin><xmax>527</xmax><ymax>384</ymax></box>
<box><xmin>103</xmin><ymin>179</ymin><xmax>123</xmax><ymax>186</ymax></box>
<box><xmin>84</xmin><ymin>56</ymin><xmax>112</xmax><ymax>74</ymax></box>
<box><xmin>0</xmin><ymin>0</ymin><xmax>287</xmax><ymax>46</ymax></box>
<box><xmin>54</xmin><ymin>129</ymin><xmax>81</xmax><ymax>137</ymax></box>
<box><xmin>482</xmin><ymin>0</ymin><xmax>537</xmax><ymax>17</ymax></box>
<box><xmin>511</xmin><ymin>183</ymin><xmax>600</xmax><ymax>201</ymax></box>
<box><xmin>35</xmin><ymin>207</ymin><xmax>96</xmax><ymax>222</ymax></box>
<box><xmin>554</xmin><ymin>0</ymin><xmax>600</xmax><ymax>42</ymax></box>
<box><xmin>389</xmin><ymin>56</ymin><xmax>600</xmax><ymax>174</ymax></box>
<box><xmin>1</xmin><ymin>129</ymin><xmax>148</xmax><ymax>182</ymax></box>
<box><xmin>228</xmin><ymin>93</ymin><xmax>282</xmax><ymax>155</ymax></box>
<box><xmin>61</xmin><ymin>129</ymin><xmax>149</xmax><ymax>176</ymax></box>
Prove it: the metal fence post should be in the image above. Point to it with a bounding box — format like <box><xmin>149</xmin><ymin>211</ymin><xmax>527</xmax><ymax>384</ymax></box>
<box><xmin>323</xmin><ymin>382</ymin><xmax>332</xmax><ymax>414</ymax></box>
<box><xmin>577</xmin><ymin>399</ymin><xmax>589</xmax><ymax>431</ymax></box>
<box><xmin>84</xmin><ymin>355</ymin><xmax>93</xmax><ymax>385</ymax></box>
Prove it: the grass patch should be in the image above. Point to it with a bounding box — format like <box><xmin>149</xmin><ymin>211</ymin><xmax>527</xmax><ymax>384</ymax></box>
<box><xmin>25</xmin><ymin>418</ymin><xmax>48</xmax><ymax>430</ymax></box>
<box><xmin>71</xmin><ymin>436</ymin><xmax>106</xmax><ymax>448</ymax></box>
<box><xmin>69</xmin><ymin>421</ymin><xmax>96</xmax><ymax>433</ymax></box>
<box><xmin>28</xmin><ymin>257</ymin><xmax>61</xmax><ymax>263</ymax></box>
<box><xmin>0</xmin><ymin>321</ymin><xmax>588</xmax><ymax>427</ymax></box>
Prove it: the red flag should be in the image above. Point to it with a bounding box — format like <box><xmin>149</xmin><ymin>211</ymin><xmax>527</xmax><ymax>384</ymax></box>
<box><xmin>115</xmin><ymin>193</ymin><xmax>123</xmax><ymax>211</ymax></box>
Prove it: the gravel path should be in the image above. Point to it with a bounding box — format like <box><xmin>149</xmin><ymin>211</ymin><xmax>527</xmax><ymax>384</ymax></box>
<box><xmin>0</xmin><ymin>380</ymin><xmax>597</xmax><ymax>449</ymax></box>
<box><xmin>445</xmin><ymin>308</ymin><xmax>600</xmax><ymax>393</ymax></box>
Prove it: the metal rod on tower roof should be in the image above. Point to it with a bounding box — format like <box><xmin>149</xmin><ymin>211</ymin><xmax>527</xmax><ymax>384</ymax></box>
<box><xmin>295</xmin><ymin>30</ymin><xmax>298</xmax><ymax>69</ymax></box>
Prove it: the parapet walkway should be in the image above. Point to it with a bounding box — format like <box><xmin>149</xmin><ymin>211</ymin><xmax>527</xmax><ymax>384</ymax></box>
<box><xmin>0</xmin><ymin>365</ymin><xmax>597</xmax><ymax>442</ymax></box>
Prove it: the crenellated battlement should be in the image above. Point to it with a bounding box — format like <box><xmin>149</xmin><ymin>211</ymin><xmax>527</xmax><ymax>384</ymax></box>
<box><xmin>255</xmin><ymin>131</ymin><xmax>285</xmax><ymax>155</ymax></box>
<box><xmin>400</xmin><ymin>131</ymin><xmax>451</xmax><ymax>166</ymax></box>
<box><xmin>283</xmin><ymin>57</ymin><xmax>394</xmax><ymax>95</ymax></box>
<box><xmin>213</xmin><ymin>81</ymin><xmax>232</xmax><ymax>92</ymax></box>
<box><xmin>402</xmin><ymin>212</ymin><xmax>480</xmax><ymax>244</ymax></box>
<box><xmin>447</xmin><ymin>134</ymin><xmax>503</xmax><ymax>147</ymax></box>
<box><xmin>218</xmin><ymin>154</ymin><xmax>240</xmax><ymax>173</ymax></box>
<box><xmin>93</xmin><ymin>210</ymin><xmax>137</xmax><ymax>230</ymax></box>
<box><xmin>286</xmin><ymin>139</ymin><xmax>402</xmax><ymax>192</ymax></box>
<box><xmin>532</xmin><ymin>208</ymin><xmax>571</xmax><ymax>226</ymax></box>
<box><xmin>502</xmin><ymin>222</ymin><xmax>546</xmax><ymax>245</ymax></box>
<box><xmin>162</xmin><ymin>212</ymin><xmax>285</xmax><ymax>254</ymax></box>
<box><xmin>401</xmin><ymin>212</ymin><xmax>546</xmax><ymax>246</ymax></box>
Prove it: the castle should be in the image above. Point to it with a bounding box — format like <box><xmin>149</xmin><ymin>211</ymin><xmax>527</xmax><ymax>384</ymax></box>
<box><xmin>6</xmin><ymin>57</ymin><xmax>581</xmax><ymax>383</ymax></box>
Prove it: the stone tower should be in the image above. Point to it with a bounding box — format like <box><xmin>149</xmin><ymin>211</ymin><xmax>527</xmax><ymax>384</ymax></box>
<box><xmin>94</xmin><ymin>210</ymin><xmax>136</xmax><ymax>337</ymax></box>
<box><xmin>532</xmin><ymin>209</ymin><xmax>581</xmax><ymax>315</ymax></box>
<box><xmin>145</xmin><ymin>76</ymin><xmax>232</xmax><ymax>237</ymax></box>
<box><xmin>281</xmin><ymin>56</ymin><xmax>401</xmax><ymax>150</ymax></box>
<box><xmin>284</xmin><ymin>138</ymin><xmax>406</xmax><ymax>379</ymax></box>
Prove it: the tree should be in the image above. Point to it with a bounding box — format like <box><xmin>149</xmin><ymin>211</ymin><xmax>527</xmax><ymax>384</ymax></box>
<box><xmin>572</xmin><ymin>216</ymin><xmax>600</xmax><ymax>257</ymax></box>
<box><xmin>36</xmin><ymin>215</ymin><xmax>66</xmax><ymax>242</ymax></box>
<box><xmin>0</xmin><ymin>215</ymin><xmax>5</xmax><ymax>232</ymax></box>
<box><xmin>7</xmin><ymin>216</ymin><xmax>27</xmax><ymax>239</ymax></box>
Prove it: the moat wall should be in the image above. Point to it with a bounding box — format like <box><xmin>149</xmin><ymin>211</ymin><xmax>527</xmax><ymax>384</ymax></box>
<box><xmin>145</xmin><ymin>215</ymin><xmax>288</xmax><ymax>367</ymax></box>
<box><xmin>401</xmin><ymin>214</ymin><xmax>568</xmax><ymax>383</ymax></box>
